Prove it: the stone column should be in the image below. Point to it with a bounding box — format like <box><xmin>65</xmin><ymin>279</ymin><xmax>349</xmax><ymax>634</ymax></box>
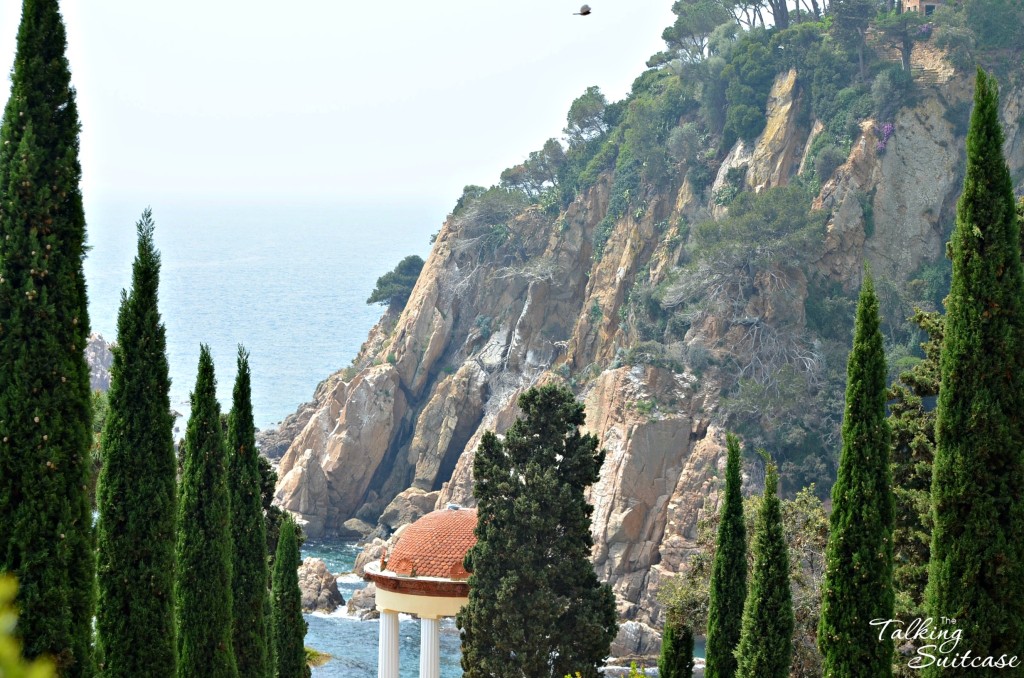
<box><xmin>420</xmin><ymin>616</ymin><xmax>441</xmax><ymax>678</ymax></box>
<box><xmin>378</xmin><ymin>609</ymin><xmax>400</xmax><ymax>678</ymax></box>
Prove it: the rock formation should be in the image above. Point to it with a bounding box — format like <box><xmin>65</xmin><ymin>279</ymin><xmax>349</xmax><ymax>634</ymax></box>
<box><xmin>85</xmin><ymin>333</ymin><xmax>113</xmax><ymax>392</ymax></box>
<box><xmin>272</xmin><ymin>46</ymin><xmax>1024</xmax><ymax>655</ymax></box>
<box><xmin>297</xmin><ymin>557</ymin><xmax>345</xmax><ymax>614</ymax></box>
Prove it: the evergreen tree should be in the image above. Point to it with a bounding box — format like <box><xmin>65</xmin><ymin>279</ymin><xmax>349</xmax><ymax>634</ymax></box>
<box><xmin>228</xmin><ymin>346</ymin><xmax>271</xmax><ymax>678</ymax></box>
<box><xmin>271</xmin><ymin>516</ymin><xmax>308</xmax><ymax>678</ymax></box>
<box><xmin>887</xmin><ymin>310</ymin><xmax>941</xmax><ymax>628</ymax></box>
<box><xmin>735</xmin><ymin>458</ymin><xmax>792</xmax><ymax>678</ymax></box>
<box><xmin>457</xmin><ymin>385</ymin><xmax>617</xmax><ymax>678</ymax></box>
<box><xmin>926</xmin><ymin>69</ymin><xmax>1024</xmax><ymax>672</ymax></box>
<box><xmin>95</xmin><ymin>211</ymin><xmax>176</xmax><ymax>678</ymax></box>
<box><xmin>0</xmin><ymin>1</ymin><xmax>94</xmax><ymax>674</ymax></box>
<box><xmin>818</xmin><ymin>275</ymin><xmax>895</xmax><ymax>677</ymax></box>
<box><xmin>175</xmin><ymin>346</ymin><xmax>237</xmax><ymax>678</ymax></box>
<box><xmin>704</xmin><ymin>433</ymin><xmax>747</xmax><ymax>678</ymax></box>
<box><xmin>658</xmin><ymin>616</ymin><xmax>694</xmax><ymax>678</ymax></box>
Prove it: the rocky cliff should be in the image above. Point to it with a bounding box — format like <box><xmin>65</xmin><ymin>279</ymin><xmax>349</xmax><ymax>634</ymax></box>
<box><xmin>272</xmin><ymin>46</ymin><xmax>1024</xmax><ymax>647</ymax></box>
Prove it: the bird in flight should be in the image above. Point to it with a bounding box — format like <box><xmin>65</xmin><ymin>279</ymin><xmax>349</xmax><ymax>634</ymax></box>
<box><xmin>575</xmin><ymin>4</ymin><xmax>592</xmax><ymax>15</ymax></box>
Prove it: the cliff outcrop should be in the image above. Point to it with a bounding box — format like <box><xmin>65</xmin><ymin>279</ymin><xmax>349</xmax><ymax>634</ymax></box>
<box><xmin>272</xmin><ymin>45</ymin><xmax>1024</xmax><ymax>651</ymax></box>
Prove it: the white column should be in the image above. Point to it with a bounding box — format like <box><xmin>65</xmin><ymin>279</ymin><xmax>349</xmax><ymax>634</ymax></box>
<box><xmin>420</xmin><ymin>616</ymin><xmax>441</xmax><ymax>678</ymax></box>
<box><xmin>378</xmin><ymin>609</ymin><xmax>400</xmax><ymax>678</ymax></box>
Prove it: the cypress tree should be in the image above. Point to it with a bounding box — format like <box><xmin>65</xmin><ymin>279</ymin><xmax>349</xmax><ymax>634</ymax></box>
<box><xmin>818</xmin><ymin>274</ymin><xmax>895</xmax><ymax>677</ymax></box>
<box><xmin>704</xmin><ymin>433</ymin><xmax>747</xmax><ymax>678</ymax></box>
<box><xmin>0</xmin><ymin>1</ymin><xmax>94</xmax><ymax>674</ymax></box>
<box><xmin>887</xmin><ymin>310</ymin><xmax>941</xmax><ymax>627</ymax></box>
<box><xmin>658</xmin><ymin>616</ymin><xmax>694</xmax><ymax>678</ymax></box>
<box><xmin>735</xmin><ymin>458</ymin><xmax>792</xmax><ymax>678</ymax></box>
<box><xmin>458</xmin><ymin>384</ymin><xmax>616</xmax><ymax>678</ymax></box>
<box><xmin>925</xmin><ymin>69</ymin><xmax>1024</xmax><ymax>672</ymax></box>
<box><xmin>271</xmin><ymin>516</ymin><xmax>309</xmax><ymax>678</ymax></box>
<box><xmin>228</xmin><ymin>346</ymin><xmax>271</xmax><ymax>678</ymax></box>
<box><xmin>175</xmin><ymin>346</ymin><xmax>237</xmax><ymax>678</ymax></box>
<box><xmin>95</xmin><ymin>210</ymin><xmax>176</xmax><ymax>678</ymax></box>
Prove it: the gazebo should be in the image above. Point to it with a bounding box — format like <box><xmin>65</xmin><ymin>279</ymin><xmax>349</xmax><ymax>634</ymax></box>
<box><xmin>363</xmin><ymin>504</ymin><xmax>477</xmax><ymax>678</ymax></box>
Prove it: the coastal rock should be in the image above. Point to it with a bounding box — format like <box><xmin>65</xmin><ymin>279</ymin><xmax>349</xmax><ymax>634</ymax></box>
<box><xmin>347</xmin><ymin>583</ymin><xmax>378</xmax><ymax>621</ymax></box>
<box><xmin>380</xmin><ymin>488</ymin><xmax>441</xmax><ymax>532</ymax></box>
<box><xmin>353</xmin><ymin>538</ymin><xmax>388</xmax><ymax>577</ymax></box>
<box><xmin>608</xmin><ymin>620</ymin><xmax>662</xmax><ymax>663</ymax></box>
<box><xmin>277</xmin><ymin>66</ymin><xmax>1024</xmax><ymax>653</ymax></box>
<box><xmin>85</xmin><ymin>333</ymin><xmax>113</xmax><ymax>392</ymax></box>
<box><xmin>298</xmin><ymin>557</ymin><xmax>344</xmax><ymax>613</ymax></box>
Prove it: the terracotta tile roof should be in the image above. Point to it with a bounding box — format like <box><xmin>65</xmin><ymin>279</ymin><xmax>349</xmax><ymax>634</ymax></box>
<box><xmin>386</xmin><ymin>507</ymin><xmax>478</xmax><ymax>580</ymax></box>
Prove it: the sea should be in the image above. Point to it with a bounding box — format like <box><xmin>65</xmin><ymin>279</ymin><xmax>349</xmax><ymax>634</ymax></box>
<box><xmin>82</xmin><ymin>195</ymin><xmax>451</xmax><ymax>675</ymax></box>
<box><xmin>82</xmin><ymin>196</ymin><xmax>439</xmax><ymax>431</ymax></box>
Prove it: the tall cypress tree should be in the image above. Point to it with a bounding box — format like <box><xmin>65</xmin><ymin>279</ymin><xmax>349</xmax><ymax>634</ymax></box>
<box><xmin>818</xmin><ymin>274</ymin><xmax>895</xmax><ymax>677</ymax></box>
<box><xmin>658</xmin><ymin>616</ymin><xmax>694</xmax><ymax>678</ymax></box>
<box><xmin>229</xmin><ymin>346</ymin><xmax>271</xmax><ymax>678</ymax></box>
<box><xmin>271</xmin><ymin>516</ymin><xmax>309</xmax><ymax>678</ymax></box>
<box><xmin>705</xmin><ymin>433</ymin><xmax>747</xmax><ymax>678</ymax></box>
<box><xmin>175</xmin><ymin>346</ymin><xmax>237</xmax><ymax>678</ymax></box>
<box><xmin>735</xmin><ymin>458</ymin><xmax>792</xmax><ymax>678</ymax></box>
<box><xmin>95</xmin><ymin>211</ymin><xmax>176</xmax><ymax>678</ymax></box>
<box><xmin>887</xmin><ymin>310</ymin><xmax>941</xmax><ymax>627</ymax></box>
<box><xmin>925</xmin><ymin>69</ymin><xmax>1024</xmax><ymax>672</ymax></box>
<box><xmin>458</xmin><ymin>384</ymin><xmax>617</xmax><ymax>678</ymax></box>
<box><xmin>0</xmin><ymin>1</ymin><xmax>94</xmax><ymax>674</ymax></box>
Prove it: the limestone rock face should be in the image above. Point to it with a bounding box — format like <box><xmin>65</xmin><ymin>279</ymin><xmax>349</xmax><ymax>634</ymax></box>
<box><xmin>297</xmin><ymin>557</ymin><xmax>345</xmax><ymax>613</ymax></box>
<box><xmin>747</xmin><ymin>68</ymin><xmax>808</xmax><ymax>193</ymax></box>
<box><xmin>265</xmin><ymin>58</ymin><xmax>1024</xmax><ymax>649</ymax></box>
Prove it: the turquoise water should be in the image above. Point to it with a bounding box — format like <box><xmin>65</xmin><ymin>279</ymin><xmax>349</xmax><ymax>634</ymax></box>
<box><xmin>302</xmin><ymin>541</ymin><xmax>463</xmax><ymax>677</ymax></box>
<box><xmin>82</xmin><ymin>197</ymin><xmax>440</xmax><ymax>429</ymax></box>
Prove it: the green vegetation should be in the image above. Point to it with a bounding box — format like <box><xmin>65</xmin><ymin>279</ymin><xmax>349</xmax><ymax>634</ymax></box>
<box><xmin>272</xmin><ymin>517</ymin><xmax>309</xmax><ymax>678</ymax></box>
<box><xmin>0</xmin><ymin>577</ymin><xmax>55</xmax><ymax>678</ymax></box>
<box><xmin>366</xmin><ymin>254</ymin><xmax>425</xmax><ymax>311</ymax></box>
<box><xmin>658</xmin><ymin>617</ymin><xmax>694</xmax><ymax>678</ymax></box>
<box><xmin>661</xmin><ymin>485</ymin><xmax>827</xmax><ymax>677</ymax></box>
<box><xmin>458</xmin><ymin>385</ymin><xmax>617</xmax><ymax>678</ymax></box>
<box><xmin>175</xmin><ymin>347</ymin><xmax>238</xmax><ymax>678</ymax></box>
<box><xmin>704</xmin><ymin>433</ymin><xmax>746</xmax><ymax>678</ymax></box>
<box><xmin>95</xmin><ymin>210</ymin><xmax>177</xmax><ymax>678</ymax></box>
<box><xmin>0</xmin><ymin>1</ymin><xmax>96</xmax><ymax>673</ymax></box>
<box><xmin>228</xmin><ymin>347</ymin><xmax>271</xmax><ymax>678</ymax></box>
<box><xmin>925</xmin><ymin>70</ymin><xmax>1024</xmax><ymax>671</ymax></box>
<box><xmin>818</xmin><ymin>275</ymin><xmax>894</xmax><ymax>677</ymax></box>
<box><xmin>303</xmin><ymin>647</ymin><xmax>330</xmax><ymax>668</ymax></box>
<box><xmin>735</xmin><ymin>458</ymin><xmax>792</xmax><ymax>678</ymax></box>
<box><xmin>887</xmin><ymin>310</ymin><xmax>941</xmax><ymax>670</ymax></box>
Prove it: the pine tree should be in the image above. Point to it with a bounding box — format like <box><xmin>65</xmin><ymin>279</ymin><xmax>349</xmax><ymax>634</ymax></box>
<box><xmin>925</xmin><ymin>69</ymin><xmax>1024</xmax><ymax>672</ymax></box>
<box><xmin>175</xmin><ymin>346</ymin><xmax>238</xmax><ymax>678</ymax></box>
<box><xmin>457</xmin><ymin>384</ymin><xmax>617</xmax><ymax>678</ymax></box>
<box><xmin>704</xmin><ymin>433</ymin><xmax>747</xmax><ymax>678</ymax></box>
<box><xmin>735</xmin><ymin>458</ymin><xmax>792</xmax><ymax>678</ymax></box>
<box><xmin>658</xmin><ymin>616</ymin><xmax>694</xmax><ymax>678</ymax></box>
<box><xmin>271</xmin><ymin>516</ymin><xmax>309</xmax><ymax>678</ymax></box>
<box><xmin>0</xmin><ymin>1</ymin><xmax>94</xmax><ymax>674</ymax></box>
<box><xmin>228</xmin><ymin>346</ymin><xmax>271</xmax><ymax>678</ymax></box>
<box><xmin>95</xmin><ymin>210</ymin><xmax>176</xmax><ymax>678</ymax></box>
<box><xmin>818</xmin><ymin>274</ymin><xmax>895</xmax><ymax>677</ymax></box>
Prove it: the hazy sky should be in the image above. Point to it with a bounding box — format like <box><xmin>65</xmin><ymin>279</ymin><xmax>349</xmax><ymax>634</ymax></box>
<box><xmin>0</xmin><ymin>1</ymin><xmax>675</xmax><ymax>209</ymax></box>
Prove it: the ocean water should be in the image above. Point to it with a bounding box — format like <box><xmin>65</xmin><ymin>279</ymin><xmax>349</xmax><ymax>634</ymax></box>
<box><xmin>82</xmin><ymin>196</ymin><xmax>439</xmax><ymax>430</ymax></box>
<box><xmin>302</xmin><ymin>541</ymin><xmax>464</xmax><ymax>677</ymax></box>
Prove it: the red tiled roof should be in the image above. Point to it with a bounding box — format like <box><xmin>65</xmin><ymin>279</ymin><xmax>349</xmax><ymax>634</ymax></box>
<box><xmin>386</xmin><ymin>507</ymin><xmax>478</xmax><ymax>580</ymax></box>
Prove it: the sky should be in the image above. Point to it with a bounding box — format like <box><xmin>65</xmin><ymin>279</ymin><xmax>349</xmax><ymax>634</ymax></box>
<box><xmin>0</xmin><ymin>1</ymin><xmax>675</xmax><ymax>213</ymax></box>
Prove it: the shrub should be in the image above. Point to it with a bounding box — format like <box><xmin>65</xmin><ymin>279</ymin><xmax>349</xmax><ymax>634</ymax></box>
<box><xmin>366</xmin><ymin>255</ymin><xmax>426</xmax><ymax>310</ymax></box>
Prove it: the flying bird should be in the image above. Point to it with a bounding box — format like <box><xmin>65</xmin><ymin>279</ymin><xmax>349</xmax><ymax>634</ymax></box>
<box><xmin>574</xmin><ymin>4</ymin><xmax>592</xmax><ymax>15</ymax></box>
